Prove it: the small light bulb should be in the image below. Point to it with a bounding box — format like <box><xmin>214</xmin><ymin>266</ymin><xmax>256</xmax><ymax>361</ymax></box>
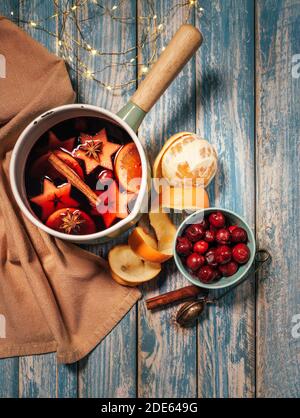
<box><xmin>71</xmin><ymin>5</ymin><xmax>77</xmax><ymax>10</ymax></box>
<box><xmin>141</xmin><ymin>66</ymin><xmax>148</xmax><ymax>74</ymax></box>
<box><xmin>130</xmin><ymin>58</ymin><xmax>135</xmax><ymax>63</ymax></box>
<box><xmin>153</xmin><ymin>15</ymin><xmax>157</xmax><ymax>20</ymax></box>
<box><xmin>91</xmin><ymin>49</ymin><xmax>97</xmax><ymax>55</ymax></box>
<box><xmin>30</xmin><ymin>21</ymin><xmax>37</xmax><ymax>27</ymax></box>
<box><xmin>112</xmin><ymin>5</ymin><xmax>118</xmax><ymax>10</ymax></box>
<box><xmin>158</xmin><ymin>23</ymin><xmax>163</xmax><ymax>31</ymax></box>
<box><xmin>85</xmin><ymin>70</ymin><xmax>93</xmax><ymax>79</ymax></box>
<box><xmin>10</xmin><ymin>11</ymin><xmax>14</xmax><ymax>16</ymax></box>
<box><xmin>106</xmin><ymin>85</ymin><xmax>112</xmax><ymax>90</ymax></box>
<box><xmin>162</xmin><ymin>46</ymin><xmax>166</xmax><ymax>51</ymax></box>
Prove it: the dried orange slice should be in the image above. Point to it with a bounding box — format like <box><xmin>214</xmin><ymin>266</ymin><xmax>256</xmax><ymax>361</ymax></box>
<box><xmin>108</xmin><ymin>245</ymin><xmax>161</xmax><ymax>286</ymax></box>
<box><xmin>114</xmin><ymin>143</ymin><xmax>142</xmax><ymax>193</ymax></box>
<box><xmin>160</xmin><ymin>186</ymin><xmax>210</xmax><ymax>210</ymax></box>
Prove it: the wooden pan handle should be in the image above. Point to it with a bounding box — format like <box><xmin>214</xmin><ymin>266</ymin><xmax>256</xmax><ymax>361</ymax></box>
<box><xmin>131</xmin><ymin>24</ymin><xmax>203</xmax><ymax>113</ymax></box>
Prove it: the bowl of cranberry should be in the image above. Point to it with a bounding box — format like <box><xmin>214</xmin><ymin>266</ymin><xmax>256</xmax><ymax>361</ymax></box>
<box><xmin>174</xmin><ymin>208</ymin><xmax>256</xmax><ymax>289</ymax></box>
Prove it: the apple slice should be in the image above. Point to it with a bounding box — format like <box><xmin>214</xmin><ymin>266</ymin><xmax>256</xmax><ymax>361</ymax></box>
<box><xmin>30</xmin><ymin>150</ymin><xmax>84</xmax><ymax>180</ymax></box>
<box><xmin>149</xmin><ymin>211</ymin><xmax>177</xmax><ymax>255</ymax></box>
<box><xmin>46</xmin><ymin>208</ymin><xmax>96</xmax><ymax>235</ymax></box>
<box><xmin>30</xmin><ymin>178</ymin><xmax>79</xmax><ymax>221</ymax></box>
<box><xmin>75</xmin><ymin>129</ymin><xmax>121</xmax><ymax>173</ymax></box>
<box><xmin>108</xmin><ymin>245</ymin><xmax>161</xmax><ymax>286</ymax></box>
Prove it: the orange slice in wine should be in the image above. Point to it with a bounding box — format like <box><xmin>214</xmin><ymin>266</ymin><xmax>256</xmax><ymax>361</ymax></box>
<box><xmin>114</xmin><ymin>143</ymin><xmax>142</xmax><ymax>193</ymax></box>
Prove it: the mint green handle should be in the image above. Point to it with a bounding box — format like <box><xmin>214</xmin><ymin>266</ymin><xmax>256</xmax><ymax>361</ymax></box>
<box><xmin>117</xmin><ymin>101</ymin><xmax>147</xmax><ymax>132</ymax></box>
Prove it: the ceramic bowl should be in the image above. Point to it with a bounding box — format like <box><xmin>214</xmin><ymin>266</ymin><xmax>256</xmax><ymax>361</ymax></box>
<box><xmin>173</xmin><ymin>208</ymin><xmax>256</xmax><ymax>290</ymax></box>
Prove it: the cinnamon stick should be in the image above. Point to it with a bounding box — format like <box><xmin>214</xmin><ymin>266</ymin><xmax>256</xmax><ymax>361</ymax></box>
<box><xmin>48</xmin><ymin>152</ymin><xmax>98</xmax><ymax>206</ymax></box>
<box><xmin>145</xmin><ymin>285</ymin><xmax>208</xmax><ymax>311</ymax></box>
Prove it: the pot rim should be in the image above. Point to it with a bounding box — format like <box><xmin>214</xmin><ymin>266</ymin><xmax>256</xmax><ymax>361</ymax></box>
<box><xmin>173</xmin><ymin>207</ymin><xmax>256</xmax><ymax>290</ymax></box>
<box><xmin>9</xmin><ymin>103</ymin><xmax>148</xmax><ymax>242</ymax></box>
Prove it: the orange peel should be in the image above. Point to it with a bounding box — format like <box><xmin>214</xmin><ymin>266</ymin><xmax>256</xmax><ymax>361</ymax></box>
<box><xmin>153</xmin><ymin>132</ymin><xmax>193</xmax><ymax>190</ymax></box>
<box><xmin>128</xmin><ymin>211</ymin><xmax>176</xmax><ymax>263</ymax></box>
<box><xmin>160</xmin><ymin>186</ymin><xmax>210</xmax><ymax>210</ymax></box>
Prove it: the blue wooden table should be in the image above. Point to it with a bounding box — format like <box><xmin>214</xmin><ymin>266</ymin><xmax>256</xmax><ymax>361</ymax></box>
<box><xmin>0</xmin><ymin>0</ymin><xmax>299</xmax><ymax>398</ymax></box>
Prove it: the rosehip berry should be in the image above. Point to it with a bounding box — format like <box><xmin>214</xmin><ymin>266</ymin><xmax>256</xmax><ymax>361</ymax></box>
<box><xmin>230</xmin><ymin>227</ymin><xmax>248</xmax><ymax>243</ymax></box>
<box><xmin>176</xmin><ymin>236</ymin><xmax>192</xmax><ymax>256</ymax></box>
<box><xmin>232</xmin><ymin>243</ymin><xmax>250</xmax><ymax>264</ymax></box>
<box><xmin>204</xmin><ymin>229</ymin><xmax>215</xmax><ymax>243</ymax></box>
<box><xmin>197</xmin><ymin>265</ymin><xmax>216</xmax><ymax>283</ymax></box>
<box><xmin>193</xmin><ymin>240</ymin><xmax>209</xmax><ymax>255</ymax></box>
<box><xmin>228</xmin><ymin>225</ymin><xmax>238</xmax><ymax>234</ymax></box>
<box><xmin>208</xmin><ymin>211</ymin><xmax>226</xmax><ymax>228</ymax></box>
<box><xmin>205</xmin><ymin>248</ymin><xmax>218</xmax><ymax>267</ymax></box>
<box><xmin>184</xmin><ymin>224</ymin><xmax>205</xmax><ymax>242</ymax></box>
<box><xmin>186</xmin><ymin>253</ymin><xmax>205</xmax><ymax>271</ymax></box>
<box><xmin>215</xmin><ymin>245</ymin><xmax>232</xmax><ymax>264</ymax></box>
<box><xmin>215</xmin><ymin>228</ymin><xmax>231</xmax><ymax>245</ymax></box>
<box><xmin>219</xmin><ymin>261</ymin><xmax>238</xmax><ymax>277</ymax></box>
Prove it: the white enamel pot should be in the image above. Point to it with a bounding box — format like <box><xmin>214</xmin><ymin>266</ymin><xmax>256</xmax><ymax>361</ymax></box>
<box><xmin>10</xmin><ymin>25</ymin><xmax>202</xmax><ymax>244</ymax></box>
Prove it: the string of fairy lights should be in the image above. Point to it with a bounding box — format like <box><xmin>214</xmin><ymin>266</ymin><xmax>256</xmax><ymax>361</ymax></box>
<box><xmin>9</xmin><ymin>0</ymin><xmax>204</xmax><ymax>91</ymax></box>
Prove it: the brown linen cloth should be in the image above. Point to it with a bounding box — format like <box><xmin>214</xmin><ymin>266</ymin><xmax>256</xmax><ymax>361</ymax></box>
<box><xmin>0</xmin><ymin>17</ymin><xmax>141</xmax><ymax>363</ymax></box>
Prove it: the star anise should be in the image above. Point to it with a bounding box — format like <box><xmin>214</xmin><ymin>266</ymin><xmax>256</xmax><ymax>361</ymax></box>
<box><xmin>81</xmin><ymin>139</ymin><xmax>103</xmax><ymax>162</ymax></box>
<box><xmin>60</xmin><ymin>209</ymin><xmax>86</xmax><ymax>234</ymax></box>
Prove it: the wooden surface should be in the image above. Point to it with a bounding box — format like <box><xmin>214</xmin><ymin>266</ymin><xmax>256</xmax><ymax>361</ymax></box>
<box><xmin>0</xmin><ymin>0</ymin><xmax>299</xmax><ymax>398</ymax></box>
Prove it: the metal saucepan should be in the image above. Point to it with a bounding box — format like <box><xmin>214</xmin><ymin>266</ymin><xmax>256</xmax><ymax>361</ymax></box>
<box><xmin>10</xmin><ymin>25</ymin><xmax>202</xmax><ymax>244</ymax></box>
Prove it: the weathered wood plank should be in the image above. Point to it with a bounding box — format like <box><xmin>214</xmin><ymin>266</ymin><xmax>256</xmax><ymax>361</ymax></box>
<box><xmin>137</xmin><ymin>1</ymin><xmax>197</xmax><ymax>398</ymax></box>
<box><xmin>196</xmin><ymin>0</ymin><xmax>255</xmax><ymax>397</ymax></box>
<box><xmin>77</xmin><ymin>0</ymin><xmax>137</xmax><ymax>398</ymax></box>
<box><xmin>18</xmin><ymin>0</ymin><xmax>78</xmax><ymax>398</ymax></box>
<box><xmin>0</xmin><ymin>0</ymin><xmax>20</xmax><ymax>400</ymax></box>
<box><xmin>256</xmin><ymin>0</ymin><xmax>300</xmax><ymax>398</ymax></box>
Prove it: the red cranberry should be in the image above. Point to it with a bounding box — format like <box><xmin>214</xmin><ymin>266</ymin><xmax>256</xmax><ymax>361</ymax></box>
<box><xmin>232</xmin><ymin>243</ymin><xmax>250</xmax><ymax>264</ymax></box>
<box><xmin>186</xmin><ymin>253</ymin><xmax>205</xmax><ymax>271</ymax></box>
<box><xmin>215</xmin><ymin>228</ymin><xmax>231</xmax><ymax>244</ymax></box>
<box><xmin>214</xmin><ymin>269</ymin><xmax>222</xmax><ymax>281</ymax></box>
<box><xmin>228</xmin><ymin>225</ymin><xmax>238</xmax><ymax>234</ymax></box>
<box><xmin>230</xmin><ymin>227</ymin><xmax>248</xmax><ymax>243</ymax></box>
<box><xmin>176</xmin><ymin>236</ymin><xmax>192</xmax><ymax>256</ymax></box>
<box><xmin>205</xmin><ymin>248</ymin><xmax>218</xmax><ymax>267</ymax></box>
<box><xmin>215</xmin><ymin>245</ymin><xmax>232</xmax><ymax>264</ymax></box>
<box><xmin>208</xmin><ymin>211</ymin><xmax>226</xmax><ymax>228</ymax></box>
<box><xmin>197</xmin><ymin>218</ymin><xmax>209</xmax><ymax>230</ymax></box>
<box><xmin>193</xmin><ymin>240</ymin><xmax>209</xmax><ymax>255</ymax></box>
<box><xmin>184</xmin><ymin>224</ymin><xmax>205</xmax><ymax>242</ymax></box>
<box><xmin>204</xmin><ymin>229</ymin><xmax>215</xmax><ymax>243</ymax></box>
<box><xmin>219</xmin><ymin>261</ymin><xmax>238</xmax><ymax>277</ymax></box>
<box><xmin>197</xmin><ymin>265</ymin><xmax>216</xmax><ymax>283</ymax></box>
